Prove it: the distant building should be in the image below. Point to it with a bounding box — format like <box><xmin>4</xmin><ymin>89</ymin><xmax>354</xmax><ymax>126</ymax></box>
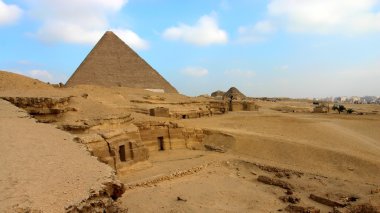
<box><xmin>350</xmin><ymin>96</ymin><xmax>361</xmax><ymax>104</ymax></box>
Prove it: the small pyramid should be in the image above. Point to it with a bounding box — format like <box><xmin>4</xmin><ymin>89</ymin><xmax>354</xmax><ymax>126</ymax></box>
<box><xmin>211</xmin><ymin>90</ymin><xmax>225</xmax><ymax>97</ymax></box>
<box><xmin>223</xmin><ymin>87</ymin><xmax>246</xmax><ymax>100</ymax></box>
<box><xmin>66</xmin><ymin>31</ymin><xmax>178</xmax><ymax>93</ymax></box>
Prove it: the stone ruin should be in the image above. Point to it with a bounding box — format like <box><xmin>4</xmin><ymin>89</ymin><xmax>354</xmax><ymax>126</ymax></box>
<box><xmin>149</xmin><ymin>107</ymin><xmax>170</xmax><ymax>117</ymax></box>
<box><xmin>210</xmin><ymin>87</ymin><xmax>259</xmax><ymax>112</ymax></box>
<box><xmin>1</xmin><ymin>96</ymin><xmax>75</xmax><ymax>123</ymax></box>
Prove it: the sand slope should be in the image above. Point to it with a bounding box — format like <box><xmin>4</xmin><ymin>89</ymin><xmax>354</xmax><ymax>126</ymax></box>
<box><xmin>0</xmin><ymin>71</ymin><xmax>53</xmax><ymax>90</ymax></box>
<box><xmin>180</xmin><ymin>111</ymin><xmax>380</xmax><ymax>183</ymax></box>
<box><xmin>0</xmin><ymin>99</ymin><xmax>120</xmax><ymax>212</ymax></box>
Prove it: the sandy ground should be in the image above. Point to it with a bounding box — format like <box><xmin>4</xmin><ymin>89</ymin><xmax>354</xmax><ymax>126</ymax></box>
<box><xmin>119</xmin><ymin>105</ymin><xmax>380</xmax><ymax>212</ymax></box>
<box><xmin>119</xmin><ymin>150</ymin><xmax>380</xmax><ymax>212</ymax></box>
<box><xmin>0</xmin><ymin>99</ymin><xmax>117</xmax><ymax>212</ymax></box>
<box><xmin>180</xmin><ymin>110</ymin><xmax>380</xmax><ymax>183</ymax></box>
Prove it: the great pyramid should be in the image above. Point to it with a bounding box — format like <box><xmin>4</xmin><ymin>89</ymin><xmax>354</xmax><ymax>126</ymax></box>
<box><xmin>66</xmin><ymin>31</ymin><xmax>178</xmax><ymax>93</ymax></box>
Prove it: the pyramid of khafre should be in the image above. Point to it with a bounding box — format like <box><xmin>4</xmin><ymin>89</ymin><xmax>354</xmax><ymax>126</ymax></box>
<box><xmin>66</xmin><ymin>31</ymin><xmax>178</xmax><ymax>93</ymax></box>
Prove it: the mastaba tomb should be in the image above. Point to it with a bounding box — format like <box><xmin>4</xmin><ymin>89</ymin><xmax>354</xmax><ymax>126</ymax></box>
<box><xmin>66</xmin><ymin>31</ymin><xmax>178</xmax><ymax>93</ymax></box>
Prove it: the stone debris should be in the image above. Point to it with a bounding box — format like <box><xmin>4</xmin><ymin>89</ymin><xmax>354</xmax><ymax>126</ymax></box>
<box><xmin>275</xmin><ymin>171</ymin><xmax>292</xmax><ymax>179</ymax></box>
<box><xmin>125</xmin><ymin>162</ymin><xmax>213</xmax><ymax>190</ymax></box>
<box><xmin>286</xmin><ymin>190</ymin><xmax>294</xmax><ymax>195</ymax></box>
<box><xmin>177</xmin><ymin>197</ymin><xmax>187</xmax><ymax>202</ymax></box>
<box><xmin>309</xmin><ymin>194</ymin><xmax>346</xmax><ymax>208</ymax></box>
<box><xmin>257</xmin><ymin>175</ymin><xmax>294</xmax><ymax>190</ymax></box>
<box><xmin>204</xmin><ymin>144</ymin><xmax>226</xmax><ymax>153</ymax></box>
<box><xmin>81</xmin><ymin>93</ymin><xmax>89</xmax><ymax>99</ymax></box>
<box><xmin>280</xmin><ymin>195</ymin><xmax>300</xmax><ymax>204</ymax></box>
<box><xmin>285</xmin><ymin>205</ymin><xmax>320</xmax><ymax>213</ymax></box>
<box><xmin>341</xmin><ymin>195</ymin><xmax>359</xmax><ymax>202</ymax></box>
<box><xmin>348</xmin><ymin>203</ymin><xmax>379</xmax><ymax>213</ymax></box>
<box><xmin>256</xmin><ymin>164</ymin><xmax>303</xmax><ymax>177</ymax></box>
<box><xmin>65</xmin><ymin>181</ymin><xmax>126</xmax><ymax>213</ymax></box>
<box><xmin>235</xmin><ymin>160</ymin><xmax>303</xmax><ymax>177</ymax></box>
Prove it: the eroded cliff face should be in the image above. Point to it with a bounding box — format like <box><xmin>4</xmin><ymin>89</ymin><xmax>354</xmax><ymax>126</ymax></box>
<box><xmin>1</xmin><ymin>96</ymin><xmax>75</xmax><ymax>123</ymax></box>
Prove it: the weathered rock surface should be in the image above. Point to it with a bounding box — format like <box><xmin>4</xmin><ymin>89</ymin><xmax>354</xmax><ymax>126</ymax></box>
<box><xmin>280</xmin><ymin>195</ymin><xmax>301</xmax><ymax>204</ymax></box>
<box><xmin>285</xmin><ymin>205</ymin><xmax>320</xmax><ymax>213</ymax></box>
<box><xmin>204</xmin><ymin>144</ymin><xmax>226</xmax><ymax>153</ymax></box>
<box><xmin>309</xmin><ymin>193</ymin><xmax>346</xmax><ymax>208</ymax></box>
<box><xmin>257</xmin><ymin>175</ymin><xmax>294</xmax><ymax>190</ymax></box>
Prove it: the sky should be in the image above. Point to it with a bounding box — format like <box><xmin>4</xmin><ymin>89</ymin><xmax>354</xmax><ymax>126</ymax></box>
<box><xmin>1</xmin><ymin>0</ymin><xmax>380</xmax><ymax>98</ymax></box>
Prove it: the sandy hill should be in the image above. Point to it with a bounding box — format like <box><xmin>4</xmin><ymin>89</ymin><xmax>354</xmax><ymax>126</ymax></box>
<box><xmin>0</xmin><ymin>70</ymin><xmax>53</xmax><ymax>90</ymax></box>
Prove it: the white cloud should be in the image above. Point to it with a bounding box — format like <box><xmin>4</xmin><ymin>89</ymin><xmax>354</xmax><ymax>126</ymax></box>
<box><xmin>163</xmin><ymin>13</ymin><xmax>228</xmax><ymax>46</ymax></box>
<box><xmin>238</xmin><ymin>20</ymin><xmax>276</xmax><ymax>43</ymax></box>
<box><xmin>267</xmin><ymin>0</ymin><xmax>380</xmax><ymax>34</ymax></box>
<box><xmin>112</xmin><ymin>29</ymin><xmax>149</xmax><ymax>50</ymax></box>
<box><xmin>27</xmin><ymin>0</ymin><xmax>148</xmax><ymax>49</ymax></box>
<box><xmin>224</xmin><ymin>69</ymin><xmax>256</xmax><ymax>78</ymax></box>
<box><xmin>28</xmin><ymin>70</ymin><xmax>53</xmax><ymax>82</ymax></box>
<box><xmin>182</xmin><ymin>67</ymin><xmax>209</xmax><ymax>77</ymax></box>
<box><xmin>0</xmin><ymin>0</ymin><xmax>22</xmax><ymax>25</ymax></box>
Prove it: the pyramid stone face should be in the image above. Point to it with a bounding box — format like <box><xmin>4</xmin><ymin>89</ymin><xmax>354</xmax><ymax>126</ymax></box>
<box><xmin>66</xmin><ymin>31</ymin><xmax>178</xmax><ymax>93</ymax></box>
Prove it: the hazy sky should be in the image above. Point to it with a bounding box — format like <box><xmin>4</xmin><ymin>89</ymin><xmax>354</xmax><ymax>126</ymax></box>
<box><xmin>1</xmin><ymin>0</ymin><xmax>380</xmax><ymax>98</ymax></box>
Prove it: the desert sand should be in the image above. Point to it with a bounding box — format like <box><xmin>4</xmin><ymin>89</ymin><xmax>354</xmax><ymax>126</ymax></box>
<box><xmin>1</xmin><ymin>70</ymin><xmax>380</xmax><ymax>212</ymax></box>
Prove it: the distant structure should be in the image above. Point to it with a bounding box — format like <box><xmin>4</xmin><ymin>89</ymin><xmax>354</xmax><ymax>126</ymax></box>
<box><xmin>223</xmin><ymin>87</ymin><xmax>246</xmax><ymax>100</ymax></box>
<box><xmin>208</xmin><ymin>87</ymin><xmax>258</xmax><ymax>112</ymax></box>
<box><xmin>211</xmin><ymin>90</ymin><xmax>225</xmax><ymax>97</ymax></box>
<box><xmin>66</xmin><ymin>31</ymin><xmax>178</xmax><ymax>93</ymax></box>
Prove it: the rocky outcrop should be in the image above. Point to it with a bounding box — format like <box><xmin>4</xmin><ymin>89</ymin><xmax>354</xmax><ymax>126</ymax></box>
<box><xmin>59</xmin><ymin>114</ymin><xmax>134</xmax><ymax>134</ymax></box>
<box><xmin>204</xmin><ymin>144</ymin><xmax>226</xmax><ymax>153</ymax></box>
<box><xmin>1</xmin><ymin>96</ymin><xmax>75</xmax><ymax>123</ymax></box>
<box><xmin>65</xmin><ymin>181</ymin><xmax>126</xmax><ymax>213</ymax></box>
<box><xmin>309</xmin><ymin>194</ymin><xmax>346</xmax><ymax>208</ymax></box>
<box><xmin>1</xmin><ymin>96</ymin><xmax>71</xmax><ymax>113</ymax></box>
<box><xmin>285</xmin><ymin>205</ymin><xmax>320</xmax><ymax>213</ymax></box>
<box><xmin>257</xmin><ymin>175</ymin><xmax>294</xmax><ymax>190</ymax></box>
